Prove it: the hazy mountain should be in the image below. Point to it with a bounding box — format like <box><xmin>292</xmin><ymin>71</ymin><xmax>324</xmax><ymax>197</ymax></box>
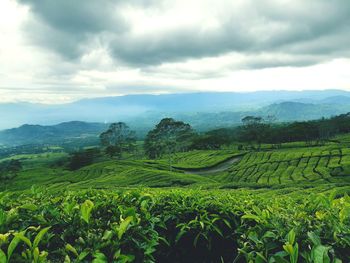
<box><xmin>319</xmin><ymin>95</ymin><xmax>350</xmax><ymax>105</ymax></box>
<box><xmin>260</xmin><ymin>101</ymin><xmax>350</xmax><ymax>122</ymax></box>
<box><xmin>3</xmin><ymin>100</ymin><xmax>350</xmax><ymax>147</ymax></box>
<box><xmin>0</xmin><ymin>121</ymin><xmax>108</xmax><ymax>146</ymax></box>
<box><xmin>1</xmin><ymin>90</ymin><xmax>350</xmax><ymax>130</ymax></box>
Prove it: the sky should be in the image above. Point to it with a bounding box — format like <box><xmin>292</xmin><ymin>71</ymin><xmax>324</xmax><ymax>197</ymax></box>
<box><xmin>0</xmin><ymin>0</ymin><xmax>350</xmax><ymax>104</ymax></box>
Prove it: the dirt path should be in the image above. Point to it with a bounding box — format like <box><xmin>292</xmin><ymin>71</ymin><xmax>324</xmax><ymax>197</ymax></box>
<box><xmin>179</xmin><ymin>155</ymin><xmax>242</xmax><ymax>175</ymax></box>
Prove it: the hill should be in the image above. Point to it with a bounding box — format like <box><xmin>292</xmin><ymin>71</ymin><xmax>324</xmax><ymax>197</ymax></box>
<box><xmin>1</xmin><ymin>128</ymin><xmax>350</xmax><ymax>262</ymax></box>
<box><xmin>2</xmin><ymin>101</ymin><xmax>350</xmax><ymax>147</ymax></box>
<box><xmin>260</xmin><ymin>101</ymin><xmax>350</xmax><ymax>121</ymax></box>
<box><xmin>0</xmin><ymin>121</ymin><xmax>107</xmax><ymax>146</ymax></box>
<box><xmin>2</xmin><ymin>137</ymin><xmax>350</xmax><ymax>192</ymax></box>
<box><xmin>1</xmin><ymin>90</ymin><xmax>350</xmax><ymax>130</ymax></box>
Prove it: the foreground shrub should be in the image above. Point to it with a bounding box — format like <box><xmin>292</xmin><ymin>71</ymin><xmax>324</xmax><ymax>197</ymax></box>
<box><xmin>0</xmin><ymin>187</ymin><xmax>349</xmax><ymax>262</ymax></box>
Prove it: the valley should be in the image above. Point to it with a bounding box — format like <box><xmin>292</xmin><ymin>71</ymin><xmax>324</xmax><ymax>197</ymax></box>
<box><xmin>1</xmin><ymin>108</ymin><xmax>350</xmax><ymax>262</ymax></box>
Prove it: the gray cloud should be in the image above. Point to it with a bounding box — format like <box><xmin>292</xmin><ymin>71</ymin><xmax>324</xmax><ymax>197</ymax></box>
<box><xmin>19</xmin><ymin>0</ymin><xmax>129</xmax><ymax>60</ymax></box>
<box><xmin>111</xmin><ymin>0</ymin><xmax>350</xmax><ymax>66</ymax></box>
<box><xmin>16</xmin><ymin>0</ymin><xmax>350</xmax><ymax>69</ymax></box>
<box><xmin>105</xmin><ymin>84</ymin><xmax>194</xmax><ymax>95</ymax></box>
<box><xmin>19</xmin><ymin>0</ymin><xmax>120</xmax><ymax>34</ymax></box>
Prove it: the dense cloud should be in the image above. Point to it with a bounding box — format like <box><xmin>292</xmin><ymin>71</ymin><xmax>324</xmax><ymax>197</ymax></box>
<box><xmin>0</xmin><ymin>0</ymin><xmax>350</xmax><ymax>103</ymax></box>
<box><xmin>17</xmin><ymin>0</ymin><xmax>350</xmax><ymax>67</ymax></box>
<box><xmin>18</xmin><ymin>0</ymin><xmax>128</xmax><ymax>60</ymax></box>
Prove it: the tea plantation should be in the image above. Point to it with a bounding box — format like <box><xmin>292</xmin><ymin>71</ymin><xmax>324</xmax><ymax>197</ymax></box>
<box><xmin>1</xmin><ymin>140</ymin><xmax>350</xmax><ymax>262</ymax></box>
<box><xmin>1</xmin><ymin>187</ymin><xmax>349</xmax><ymax>262</ymax></box>
<box><xmin>215</xmin><ymin>146</ymin><xmax>350</xmax><ymax>184</ymax></box>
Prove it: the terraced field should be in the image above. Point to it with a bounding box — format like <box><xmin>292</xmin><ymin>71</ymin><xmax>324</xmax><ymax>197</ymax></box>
<box><xmin>159</xmin><ymin>149</ymin><xmax>241</xmax><ymax>169</ymax></box>
<box><xmin>1</xmin><ymin>159</ymin><xmax>215</xmax><ymax>192</ymax></box>
<box><xmin>2</xmin><ymin>140</ymin><xmax>350</xmax><ymax>261</ymax></box>
<box><xmin>214</xmin><ymin>146</ymin><xmax>350</xmax><ymax>184</ymax></box>
<box><xmin>3</xmin><ymin>141</ymin><xmax>350</xmax><ymax>192</ymax></box>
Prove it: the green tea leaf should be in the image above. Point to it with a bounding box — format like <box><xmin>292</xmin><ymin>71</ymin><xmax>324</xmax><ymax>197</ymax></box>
<box><xmin>93</xmin><ymin>252</ymin><xmax>108</xmax><ymax>263</ymax></box>
<box><xmin>33</xmin><ymin>227</ymin><xmax>50</xmax><ymax>248</ymax></box>
<box><xmin>241</xmin><ymin>214</ymin><xmax>261</xmax><ymax>223</ymax></box>
<box><xmin>20</xmin><ymin>204</ymin><xmax>38</xmax><ymax>211</ymax></box>
<box><xmin>307</xmin><ymin>232</ymin><xmax>321</xmax><ymax>246</ymax></box>
<box><xmin>7</xmin><ymin>234</ymin><xmax>22</xmax><ymax>261</ymax></box>
<box><xmin>312</xmin><ymin>245</ymin><xmax>330</xmax><ymax>263</ymax></box>
<box><xmin>33</xmin><ymin>247</ymin><xmax>39</xmax><ymax>263</ymax></box>
<box><xmin>287</xmin><ymin>229</ymin><xmax>296</xmax><ymax>245</ymax></box>
<box><xmin>0</xmin><ymin>249</ymin><xmax>7</xmax><ymax>263</ymax></box>
<box><xmin>118</xmin><ymin>216</ymin><xmax>133</xmax><ymax>239</ymax></box>
<box><xmin>78</xmin><ymin>250</ymin><xmax>89</xmax><ymax>260</ymax></box>
<box><xmin>14</xmin><ymin>232</ymin><xmax>32</xmax><ymax>248</ymax></box>
<box><xmin>81</xmin><ymin>200</ymin><xmax>94</xmax><ymax>224</ymax></box>
<box><xmin>65</xmin><ymin>244</ymin><xmax>79</xmax><ymax>257</ymax></box>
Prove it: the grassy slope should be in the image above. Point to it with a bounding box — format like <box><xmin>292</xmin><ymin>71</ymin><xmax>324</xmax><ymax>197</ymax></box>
<box><xmin>1</xmin><ymin>159</ymin><xmax>215</xmax><ymax>192</ymax></box>
<box><xmin>157</xmin><ymin>149</ymin><xmax>242</xmax><ymax>169</ymax></box>
<box><xmin>2</xmin><ymin>138</ymin><xmax>350</xmax><ymax>261</ymax></box>
<box><xmin>210</xmin><ymin>143</ymin><xmax>350</xmax><ymax>185</ymax></box>
<box><xmin>3</xmin><ymin>136</ymin><xmax>350</xmax><ymax>192</ymax></box>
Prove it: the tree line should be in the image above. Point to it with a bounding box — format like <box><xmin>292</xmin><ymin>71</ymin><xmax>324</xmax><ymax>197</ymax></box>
<box><xmin>68</xmin><ymin>112</ymin><xmax>350</xmax><ymax>169</ymax></box>
<box><xmin>235</xmin><ymin>113</ymin><xmax>350</xmax><ymax>147</ymax></box>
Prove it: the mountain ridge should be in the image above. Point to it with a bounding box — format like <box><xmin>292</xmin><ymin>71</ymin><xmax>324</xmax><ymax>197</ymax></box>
<box><xmin>2</xmin><ymin>98</ymin><xmax>350</xmax><ymax>146</ymax></box>
<box><xmin>1</xmin><ymin>90</ymin><xmax>349</xmax><ymax>130</ymax></box>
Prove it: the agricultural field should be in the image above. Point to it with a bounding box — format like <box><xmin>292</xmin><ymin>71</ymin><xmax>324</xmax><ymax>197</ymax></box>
<box><xmin>0</xmin><ymin>152</ymin><xmax>68</xmax><ymax>169</ymax></box>
<box><xmin>1</xmin><ymin>140</ymin><xmax>350</xmax><ymax>262</ymax></box>
<box><xmin>1</xmin><ymin>159</ymin><xmax>215</xmax><ymax>192</ymax></box>
<box><xmin>210</xmin><ymin>146</ymin><xmax>350</xmax><ymax>185</ymax></box>
<box><xmin>3</xmin><ymin>143</ymin><xmax>350</xmax><ymax>191</ymax></box>
<box><xmin>158</xmin><ymin>149</ymin><xmax>242</xmax><ymax>169</ymax></box>
<box><xmin>0</xmin><ymin>187</ymin><xmax>349</xmax><ymax>262</ymax></box>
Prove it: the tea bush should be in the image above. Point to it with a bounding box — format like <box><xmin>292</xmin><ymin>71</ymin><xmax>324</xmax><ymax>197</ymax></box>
<box><xmin>0</xmin><ymin>187</ymin><xmax>349</xmax><ymax>262</ymax></box>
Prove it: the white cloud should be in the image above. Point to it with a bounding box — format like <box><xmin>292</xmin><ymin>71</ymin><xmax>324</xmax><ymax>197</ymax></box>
<box><xmin>0</xmin><ymin>0</ymin><xmax>349</xmax><ymax>103</ymax></box>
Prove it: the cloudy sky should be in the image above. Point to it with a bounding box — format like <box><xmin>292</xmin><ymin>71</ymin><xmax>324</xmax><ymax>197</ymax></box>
<box><xmin>0</xmin><ymin>0</ymin><xmax>350</xmax><ymax>103</ymax></box>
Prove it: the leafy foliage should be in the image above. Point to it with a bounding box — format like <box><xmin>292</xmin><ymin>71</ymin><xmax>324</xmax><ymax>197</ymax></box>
<box><xmin>0</xmin><ymin>188</ymin><xmax>349</xmax><ymax>262</ymax></box>
<box><xmin>144</xmin><ymin>118</ymin><xmax>195</xmax><ymax>159</ymax></box>
<box><xmin>100</xmin><ymin>122</ymin><xmax>136</xmax><ymax>158</ymax></box>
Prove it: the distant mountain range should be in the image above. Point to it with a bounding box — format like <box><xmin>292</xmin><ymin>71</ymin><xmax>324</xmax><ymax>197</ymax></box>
<box><xmin>1</xmin><ymin>90</ymin><xmax>350</xmax><ymax>130</ymax></box>
<box><xmin>0</xmin><ymin>121</ymin><xmax>107</xmax><ymax>146</ymax></box>
<box><xmin>2</xmin><ymin>91</ymin><xmax>350</xmax><ymax>146</ymax></box>
<box><xmin>260</xmin><ymin>101</ymin><xmax>350</xmax><ymax>122</ymax></box>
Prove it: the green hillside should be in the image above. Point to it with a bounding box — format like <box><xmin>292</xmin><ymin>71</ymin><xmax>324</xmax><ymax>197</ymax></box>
<box><xmin>3</xmin><ymin>138</ymin><xmax>350</xmax><ymax>191</ymax></box>
<box><xmin>1</xmin><ymin>132</ymin><xmax>350</xmax><ymax>261</ymax></box>
<box><xmin>215</xmin><ymin>146</ymin><xmax>349</xmax><ymax>184</ymax></box>
<box><xmin>1</xmin><ymin>159</ymin><xmax>215</xmax><ymax>192</ymax></box>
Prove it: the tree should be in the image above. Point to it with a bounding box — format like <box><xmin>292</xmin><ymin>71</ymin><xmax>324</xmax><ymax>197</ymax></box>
<box><xmin>99</xmin><ymin>122</ymin><xmax>136</xmax><ymax>158</ymax></box>
<box><xmin>240</xmin><ymin>116</ymin><xmax>269</xmax><ymax>150</ymax></box>
<box><xmin>190</xmin><ymin>128</ymin><xmax>235</xmax><ymax>150</ymax></box>
<box><xmin>68</xmin><ymin>148</ymin><xmax>100</xmax><ymax>170</ymax></box>
<box><xmin>144</xmin><ymin>118</ymin><xmax>195</xmax><ymax>169</ymax></box>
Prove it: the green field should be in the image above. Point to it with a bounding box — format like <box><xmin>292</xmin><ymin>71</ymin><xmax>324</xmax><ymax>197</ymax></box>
<box><xmin>159</xmin><ymin>149</ymin><xmax>242</xmax><ymax>169</ymax></box>
<box><xmin>0</xmin><ymin>186</ymin><xmax>349</xmax><ymax>262</ymax></box>
<box><xmin>1</xmin><ymin>139</ymin><xmax>350</xmax><ymax>262</ymax></box>
<box><xmin>215</xmin><ymin>146</ymin><xmax>349</xmax><ymax>184</ymax></box>
<box><xmin>3</xmin><ymin>142</ymin><xmax>350</xmax><ymax>191</ymax></box>
<box><xmin>1</xmin><ymin>160</ymin><xmax>216</xmax><ymax>192</ymax></box>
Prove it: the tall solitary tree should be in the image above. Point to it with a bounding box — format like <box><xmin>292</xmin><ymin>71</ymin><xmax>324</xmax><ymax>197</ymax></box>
<box><xmin>240</xmin><ymin>116</ymin><xmax>269</xmax><ymax>150</ymax></box>
<box><xmin>99</xmin><ymin>122</ymin><xmax>136</xmax><ymax>158</ymax></box>
<box><xmin>144</xmin><ymin>118</ymin><xmax>195</xmax><ymax>169</ymax></box>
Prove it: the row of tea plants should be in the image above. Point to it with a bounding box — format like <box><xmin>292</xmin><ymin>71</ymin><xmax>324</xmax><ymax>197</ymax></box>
<box><xmin>0</xmin><ymin>187</ymin><xmax>349</xmax><ymax>262</ymax></box>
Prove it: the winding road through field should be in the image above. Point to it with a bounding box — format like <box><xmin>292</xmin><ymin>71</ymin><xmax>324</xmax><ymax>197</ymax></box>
<box><xmin>179</xmin><ymin>155</ymin><xmax>242</xmax><ymax>175</ymax></box>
